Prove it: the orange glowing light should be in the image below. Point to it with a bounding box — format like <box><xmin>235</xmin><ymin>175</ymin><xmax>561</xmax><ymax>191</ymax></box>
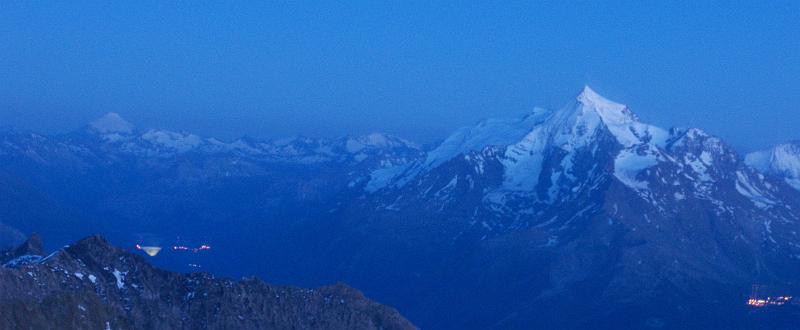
<box><xmin>747</xmin><ymin>296</ymin><xmax>792</xmax><ymax>307</ymax></box>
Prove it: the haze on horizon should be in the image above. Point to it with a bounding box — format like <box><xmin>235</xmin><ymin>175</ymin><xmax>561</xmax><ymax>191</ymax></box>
<box><xmin>1</xmin><ymin>1</ymin><xmax>798</xmax><ymax>152</ymax></box>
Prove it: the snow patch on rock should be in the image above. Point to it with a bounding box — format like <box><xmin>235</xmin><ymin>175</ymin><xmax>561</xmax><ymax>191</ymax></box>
<box><xmin>614</xmin><ymin>150</ymin><xmax>658</xmax><ymax>190</ymax></box>
<box><xmin>112</xmin><ymin>269</ymin><xmax>127</xmax><ymax>289</ymax></box>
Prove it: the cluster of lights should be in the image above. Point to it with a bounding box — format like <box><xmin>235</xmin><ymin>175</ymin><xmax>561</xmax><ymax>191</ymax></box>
<box><xmin>747</xmin><ymin>296</ymin><xmax>792</xmax><ymax>307</ymax></box>
<box><xmin>172</xmin><ymin>244</ymin><xmax>211</xmax><ymax>252</ymax></box>
<box><xmin>134</xmin><ymin>243</ymin><xmax>210</xmax><ymax>257</ymax></box>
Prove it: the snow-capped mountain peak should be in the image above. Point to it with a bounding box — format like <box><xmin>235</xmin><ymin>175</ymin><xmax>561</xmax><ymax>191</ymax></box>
<box><xmin>497</xmin><ymin>87</ymin><xmax>668</xmax><ymax>193</ymax></box>
<box><xmin>89</xmin><ymin>113</ymin><xmax>134</xmax><ymax>134</ymax></box>
<box><xmin>576</xmin><ymin>85</ymin><xmax>627</xmax><ymax>113</ymax></box>
<box><xmin>569</xmin><ymin>86</ymin><xmax>663</xmax><ymax>148</ymax></box>
<box><xmin>366</xmin><ymin>87</ymin><xmax>670</xmax><ymax>194</ymax></box>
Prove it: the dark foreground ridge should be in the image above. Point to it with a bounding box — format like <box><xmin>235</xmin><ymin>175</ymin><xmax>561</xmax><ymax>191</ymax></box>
<box><xmin>0</xmin><ymin>235</ymin><xmax>417</xmax><ymax>330</ymax></box>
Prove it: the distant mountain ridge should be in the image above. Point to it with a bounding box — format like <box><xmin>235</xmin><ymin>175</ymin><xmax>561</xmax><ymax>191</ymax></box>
<box><xmin>80</xmin><ymin>111</ymin><xmax>422</xmax><ymax>165</ymax></box>
<box><xmin>2</xmin><ymin>86</ymin><xmax>800</xmax><ymax>329</ymax></box>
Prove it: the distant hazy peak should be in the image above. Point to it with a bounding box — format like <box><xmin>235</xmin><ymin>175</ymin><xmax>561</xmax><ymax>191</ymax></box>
<box><xmin>345</xmin><ymin>133</ymin><xmax>417</xmax><ymax>153</ymax></box>
<box><xmin>89</xmin><ymin>112</ymin><xmax>134</xmax><ymax>134</ymax></box>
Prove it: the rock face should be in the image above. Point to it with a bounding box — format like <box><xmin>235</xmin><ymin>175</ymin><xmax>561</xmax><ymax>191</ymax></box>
<box><xmin>0</xmin><ymin>235</ymin><xmax>417</xmax><ymax>330</ymax></box>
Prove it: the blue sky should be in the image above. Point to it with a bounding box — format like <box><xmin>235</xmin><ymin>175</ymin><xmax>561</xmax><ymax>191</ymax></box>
<box><xmin>0</xmin><ymin>1</ymin><xmax>798</xmax><ymax>151</ymax></box>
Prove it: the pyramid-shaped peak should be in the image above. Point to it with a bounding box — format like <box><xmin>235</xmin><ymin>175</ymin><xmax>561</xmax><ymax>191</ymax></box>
<box><xmin>73</xmin><ymin>234</ymin><xmax>114</xmax><ymax>250</ymax></box>
<box><xmin>576</xmin><ymin>86</ymin><xmax>627</xmax><ymax>112</ymax></box>
<box><xmin>89</xmin><ymin>112</ymin><xmax>134</xmax><ymax>134</ymax></box>
<box><xmin>13</xmin><ymin>233</ymin><xmax>43</xmax><ymax>256</ymax></box>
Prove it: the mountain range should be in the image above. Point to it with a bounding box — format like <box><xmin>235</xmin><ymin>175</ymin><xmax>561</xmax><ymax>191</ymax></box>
<box><xmin>2</xmin><ymin>86</ymin><xmax>800</xmax><ymax>328</ymax></box>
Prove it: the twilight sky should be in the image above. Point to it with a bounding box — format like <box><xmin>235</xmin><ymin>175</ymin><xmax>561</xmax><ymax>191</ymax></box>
<box><xmin>0</xmin><ymin>1</ymin><xmax>798</xmax><ymax>151</ymax></box>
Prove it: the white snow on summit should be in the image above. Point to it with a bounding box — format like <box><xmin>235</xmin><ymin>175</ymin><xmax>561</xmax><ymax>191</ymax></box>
<box><xmin>575</xmin><ymin>86</ymin><xmax>669</xmax><ymax>148</ymax></box>
<box><xmin>576</xmin><ymin>86</ymin><xmax>627</xmax><ymax>113</ymax></box>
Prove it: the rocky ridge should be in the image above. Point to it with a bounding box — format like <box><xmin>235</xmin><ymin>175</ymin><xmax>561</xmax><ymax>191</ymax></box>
<box><xmin>0</xmin><ymin>235</ymin><xmax>416</xmax><ymax>330</ymax></box>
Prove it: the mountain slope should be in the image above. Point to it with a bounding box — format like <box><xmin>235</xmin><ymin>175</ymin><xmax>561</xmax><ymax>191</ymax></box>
<box><xmin>0</xmin><ymin>235</ymin><xmax>417</xmax><ymax>330</ymax></box>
